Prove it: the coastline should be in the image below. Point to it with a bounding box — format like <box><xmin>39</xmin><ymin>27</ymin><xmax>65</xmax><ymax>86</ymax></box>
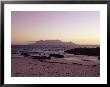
<box><xmin>11</xmin><ymin>56</ymin><xmax>100</xmax><ymax>77</ymax></box>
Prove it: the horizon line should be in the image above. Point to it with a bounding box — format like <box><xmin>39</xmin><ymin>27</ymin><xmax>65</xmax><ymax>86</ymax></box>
<box><xmin>11</xmin><ymin>39</ymin><xmax>100</xmax><ymax>46</ymax></box>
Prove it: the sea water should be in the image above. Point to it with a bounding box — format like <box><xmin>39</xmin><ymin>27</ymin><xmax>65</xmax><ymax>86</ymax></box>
<box><xmin>11</xmin><ymin>45</ymin><xmax>99</xmax><ymax>62</ymax></box>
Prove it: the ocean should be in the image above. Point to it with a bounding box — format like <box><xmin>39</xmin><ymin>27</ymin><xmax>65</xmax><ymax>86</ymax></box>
<box><xmin>11</xmin><ymin>45</ymin><xmax>99</xmax><ymax>62</ymax></box>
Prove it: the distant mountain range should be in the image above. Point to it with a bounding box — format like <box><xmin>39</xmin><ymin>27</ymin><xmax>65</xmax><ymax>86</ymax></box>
<box><xmin>29</xmin><ymin>40</ymin><xmax>78</xmax><ymax>47</ymax></box>
<box><xmin>12</xmin><ymin>40</ymin><xmax>99</xmax><ymax>48</ymax></box>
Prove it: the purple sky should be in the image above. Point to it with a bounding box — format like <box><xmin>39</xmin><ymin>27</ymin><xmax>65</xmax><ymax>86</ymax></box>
<box><xmin>11</xmin><ymin>11</ymin><xmax>100</xmax><ymax>45</ymax></box>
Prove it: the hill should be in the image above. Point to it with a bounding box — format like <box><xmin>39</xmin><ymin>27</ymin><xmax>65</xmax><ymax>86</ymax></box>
<box><xmin>29</xmin><ymin>40</ymin><xmax>78</xmax><ymax>48</ymax></box>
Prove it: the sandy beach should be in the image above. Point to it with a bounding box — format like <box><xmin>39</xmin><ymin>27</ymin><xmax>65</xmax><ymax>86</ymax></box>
<box><xmin>11</xmin><ymin>11</ymin><xmax>100</xmax><ymax>77</ymax></box>
<box><xmin>11</xmin><ymin>56</ymin><xmax>100</xmax><ymax>77</ymax></box>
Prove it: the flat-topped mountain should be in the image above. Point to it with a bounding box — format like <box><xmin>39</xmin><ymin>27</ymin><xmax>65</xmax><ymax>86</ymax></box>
<box><xmin>29</xmin><ymin>40</ymin><xmax>78</xmax><ymax>47</ymax></box>
<box><xmin>12</xmin><ymin>40</ymin><xmax>99</xmax><ymax>49</ymax></box>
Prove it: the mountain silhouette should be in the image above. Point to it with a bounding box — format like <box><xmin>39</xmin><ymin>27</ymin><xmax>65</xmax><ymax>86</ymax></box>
<box><xmin>29</xmin><ymin>40</ymin><xmax>78</xmax><ymax>47</ymax></box>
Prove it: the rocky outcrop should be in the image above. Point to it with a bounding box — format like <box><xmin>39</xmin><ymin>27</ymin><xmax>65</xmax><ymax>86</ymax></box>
<box><xmin>49</xmin><ymin>54</ymin><xmax>64</xmax><ymax>58</ymax></box>
<box><xmin>32</xmin><ymin>56</ymin><xmax>51</xmax><ymax>59</ymax></box>
<box><xmin>21</xmin><ymin>52</ymin><xmax>30</xmax><ymax>57</ymax></box>
<box><xmin>64</xmin><ymin>47</ymin><xmax>100</xmax><ymax>56</ymax></box>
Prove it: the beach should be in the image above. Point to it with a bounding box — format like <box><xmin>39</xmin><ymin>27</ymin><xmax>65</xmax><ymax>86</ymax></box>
<box><xmin>11</xmin><ymin>56</ymin><xmax>100</xmax><ymax>77</ymax></box>
<box><xmin>11</xmin><ymin>11</ymin><xmax>100</xmax><ymax>77</ymax></box>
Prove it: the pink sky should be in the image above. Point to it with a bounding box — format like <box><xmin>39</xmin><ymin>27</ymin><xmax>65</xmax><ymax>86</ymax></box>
<box><xmin>11</xmin><ymin>11</ymin><xmax>100</xmax><ymax>45</ymax></box>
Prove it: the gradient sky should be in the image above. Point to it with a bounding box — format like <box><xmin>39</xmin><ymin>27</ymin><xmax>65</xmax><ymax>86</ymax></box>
<box><xmin>11</xmin><ymin>11</ymin><xmax>100</xmax><ymax>45</ymax></box>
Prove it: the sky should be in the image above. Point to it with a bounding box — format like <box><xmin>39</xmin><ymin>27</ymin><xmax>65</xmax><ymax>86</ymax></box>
<box><xmin>11</xmin><ymin>11</ymin><xmax>100</xmax><ymax>45</ymax></box>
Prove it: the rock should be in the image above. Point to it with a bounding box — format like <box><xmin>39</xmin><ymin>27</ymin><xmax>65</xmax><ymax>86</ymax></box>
<box><xmin>49</xmin><ymin>54</ymin><xmax>64</xmax><ymax>58</ymax></box>
<box><xmin>32</xmin><ymin>56</ymin><xmax>51</xmax><ymax>59</ymax></box>
<box><xmin>21</xmin><ymin>52</ymin><xmax>30</xmax><ymax>57</ymax></box>
<box><xmin>64</xmin><ymin>47</ymin><xmax>100</xmax><ymax>56</ymax></box>
<box><xmin>98</xmin><ymin>56</ymin><xmax>100</xmax><ymax>60</ymax></box>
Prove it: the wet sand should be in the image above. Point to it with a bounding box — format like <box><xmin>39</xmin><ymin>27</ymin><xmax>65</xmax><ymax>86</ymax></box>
<box><xmin>11</xmin><ymin>57</ymin><xmax>100</xmax><ymax>77</ymax></box>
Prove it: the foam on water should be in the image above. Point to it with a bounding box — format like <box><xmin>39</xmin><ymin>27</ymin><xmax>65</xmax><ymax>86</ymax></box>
<box><xmin>11</xmin><ymin>45</ymin><xmax>99</xmax><ymax>62</ymax></box>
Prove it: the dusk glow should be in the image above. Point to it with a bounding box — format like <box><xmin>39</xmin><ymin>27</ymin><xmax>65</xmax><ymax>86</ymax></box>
<box><xmin>11</xmin><ymin>11</ymin><xmax>100</xmax><ymax>45</ymax></box>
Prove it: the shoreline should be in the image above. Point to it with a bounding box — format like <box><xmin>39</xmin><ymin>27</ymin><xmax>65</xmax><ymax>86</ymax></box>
<box><xmin>11</xmin><ymin>57</ymin><xmax>100</xmax><ymax>77</ymax></box>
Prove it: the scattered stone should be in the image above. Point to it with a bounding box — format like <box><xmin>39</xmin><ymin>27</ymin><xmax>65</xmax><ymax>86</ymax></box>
<box><xmin>49</xmin><ymin>54</ymin><xmax>64</xmax><ymax>58</ymax></box>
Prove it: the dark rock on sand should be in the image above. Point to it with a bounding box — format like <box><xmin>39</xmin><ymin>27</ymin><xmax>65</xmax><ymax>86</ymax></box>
<box><xmin>27</xmin><ymin>52</ymin><xmax>39</xmax><ymax>54</ymax></box>
<box><xmin>32</xmin><ymin>56</ymin><xmax>51</xmax><ymax>59</ymax></box>
<box><xmin>12</xmin><ymin>52</ymin><xmax>17</xmax><ymax>54</ymax></box>
<box><xmin>98</xmin><ymin>56</ymin><xmax>100</xmax><ymax>60</ymax></box>
<box><xmin>21</xmin><ymin>52</ymin><xmax>30</xmax><ymax>57</ymax></box>
<box><xmin>49</xmin><ymin>54</ymin><xmax>64</xmax><ymax>58</ymax></box>
<box><xmin>64</xmin><ymin>47</ymin><xmax>100</xmax><ymax>56</ymax></box>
